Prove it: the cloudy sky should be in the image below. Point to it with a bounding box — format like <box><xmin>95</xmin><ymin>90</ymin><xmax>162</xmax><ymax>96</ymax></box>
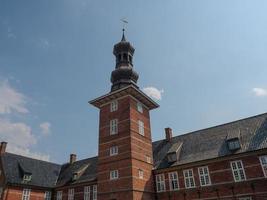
<box><xmin>1</xmin><ymin>0</ymin><xmax>267</xmax><ymax>163</ymax></box>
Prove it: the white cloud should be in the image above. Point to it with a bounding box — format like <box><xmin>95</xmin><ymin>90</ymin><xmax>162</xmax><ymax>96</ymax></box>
<box><xmin>0</xmin><ymin>119</ymin><xmax>50</xmax><ymax>161</ymax></box>
<box><xmin>252</xmin><ymin>87</ymin><xmax>267</xmax><ymax>97</ymax></box>
<box><xmin>0</xmin><ymin>80</ymin><xmax>28</xmax><ymax>114</ymax></box>
<box><xmin>143</xmin><ymin>87</ymin><xmax>164</xmax><ymax>100</ymax></box>
<box><xmin>40</xmin><ymin>122</ymin><xmax>51</xmax><ymax>136</ymax></box>
<box><xmin>7</xmin><ymin>27</ymin><xmax>16</xmax><ymax>39</ymax></box>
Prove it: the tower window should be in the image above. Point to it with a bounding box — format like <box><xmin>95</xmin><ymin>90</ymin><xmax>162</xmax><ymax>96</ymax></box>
<box><xmin>118</xmin><ymin>54</ymin><xmax>122</xmax><ymax>61</ymax></box>
<box><xmin>230</xmin><ymin>160</ymin><xmax>246</xmax><ymax>182</ymax></box>
<box><xmin>129</xmin><ymin>55</ymin><xmax>132</xmax><ymax>63</ymax></box>
<box><xmin>110</xmin><ymin>170</ymin><xmax>119</xmax><ymax>180</ymax></box>
<box><xmin>183</xmin><ymin>169</ymin><xmax>195</xmax><ymax>188</ymax></box>
<box><xmin>138</xmin><ymin>169</ymin><xmax>144</xmax><ymax>179</ymax></box>
<box><xmin>123</xmin><ymin>53</ymin><xmax>128</xmax><ymax>61</ymax></box>
<box><xmin>110</xmin><ymin>146</ymin><xmax>118</xmax><ymax>156</ymax></box>
<box><xmin>110</xmin><ymin>100</ymin><xmax>118</xmax><ymax>112</ymax></box>
<box><xmin>110</xmin><ymin>119</ymin><xmax>118</xmax><ymax>135</ymax></box>
<box><xmin>138</xmin><ymin>120</ymin><xmax>144</xmax><ymax>136</ymax></box>
<box><xmin>137</xmin><ymin>102</ymin><xmax>143</xmax><ymax>113</ymax></box>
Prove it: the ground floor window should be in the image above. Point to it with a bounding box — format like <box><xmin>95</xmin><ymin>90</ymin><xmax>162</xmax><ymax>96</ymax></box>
<box><xmin>22</xmin><ymin>189</ymin><xmax>31</xmax><ymax>200</ymax></box>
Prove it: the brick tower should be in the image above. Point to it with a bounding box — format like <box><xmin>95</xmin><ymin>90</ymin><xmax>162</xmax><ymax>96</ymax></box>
<box><xmin>90</xmin><ymin>30</ymin><xmax>159</xmax><ymax>200</ymax></box>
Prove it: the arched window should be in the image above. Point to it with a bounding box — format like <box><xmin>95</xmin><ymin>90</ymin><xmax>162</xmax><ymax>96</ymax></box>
<box><xmin>123</xmin><ymin>53</ymin><xmax>128</xmax><ymax>61</ymax></box>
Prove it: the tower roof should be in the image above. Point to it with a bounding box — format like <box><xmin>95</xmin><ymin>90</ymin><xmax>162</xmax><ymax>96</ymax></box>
<box><xmin>110</xmin><ymin>30</ymin><xmax>139</xmax><ymax>92</ymax></box>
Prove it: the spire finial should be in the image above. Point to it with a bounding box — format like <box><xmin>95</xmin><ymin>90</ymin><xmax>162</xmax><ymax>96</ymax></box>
<box><xmin>121</xmin><ymin>18</ymin><xmax>128</xmax><ymax>41</ymax></box>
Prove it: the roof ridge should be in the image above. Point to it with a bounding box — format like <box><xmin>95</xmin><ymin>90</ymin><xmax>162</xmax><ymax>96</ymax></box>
<box><xmin>4</xmin><ymin>152</ymin><xmax>60</xmax><ymax>166</ymax></box>
<box><xmin>61</xmin><ymin>155</ymin><xmax>98</xmax><ymax>165</ymax></box>
<box><xmin>153</xmin><ymin>112</ymin><xmax>267</xmax><ymax>144</ymax></box>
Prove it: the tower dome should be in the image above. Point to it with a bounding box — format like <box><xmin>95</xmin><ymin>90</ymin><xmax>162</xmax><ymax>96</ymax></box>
<box><xmin>110</xmin><ymin>29</ymin><xmax>139</xmax><ymax>92</ymax></box>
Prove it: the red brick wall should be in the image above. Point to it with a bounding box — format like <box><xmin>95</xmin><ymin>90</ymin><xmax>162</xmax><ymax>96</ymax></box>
<box><xmin>97</xmin><ymin>95</ymin><xmax>155</xmax><ymax>200</ymax></box>
<box><xmin>3</xmin><ymin>186</ymin><xmax>49</xmax><ymax>200</ymax></box>
<box><xmin>154</xmin><ymin>152</ymin><xmax>267</xmax><ymax>200</ymax></box>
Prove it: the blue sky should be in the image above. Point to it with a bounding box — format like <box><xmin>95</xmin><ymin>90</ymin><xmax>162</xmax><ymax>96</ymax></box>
<box><xmin>1</xmin><ymin>0</ymin><xmax>267</xmax><ymax>163</ymax></box>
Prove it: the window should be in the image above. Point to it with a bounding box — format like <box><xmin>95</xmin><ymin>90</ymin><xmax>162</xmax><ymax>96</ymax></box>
<box><xmin>110</xmin><ymin>119</ymin><xmax>118</xmax><ymax>135</ymax></box>
<box><xmin>138</xmin><ymin>169</ymin><xmax>144</xmax><ymax>179</ymax></box>
<box><xmin>68</xmin><ymin>189</ymin><xmax>74</xmax><ymax>200</ymax></box>
<box><xmin>110</xmin><ymin>146</ymin><xmax>118</xmax><ymax>156</ymax></box>
<box><xmin>22</xmin><ymin>189</ymin><xmax>31</xmax><ymax>200</ymax></box>
<box><xmin>146</xmin><ymin>155</ymin><xmax>151</xmax><ymax>164</ymax></box>
<box><xmin>23</xmin><ymin>174</ymin><xmax>32</xmax><ymax>182</ymax></box>
<box><xmin>168</xmin><ymin>172</ymin><xmax>179</xmax><ymax>191</ymax></box>
<box><xmin>259</xmin><ymin>155</ymin><xmax>267</xmax><ymax>177</ymax></box>
<box><xmin>138</xmin><ymin>120</ymin><xmax>144</xmax><ymax>136</ymax></box>
<box><xmin>123</xmin><ymin>53</ymin><xmax>127</xmax><ymax>61</ymax></box>
<box><xmin>227</xmin><ymin>139</ymin><xmax>241</xmax><ymax>151</ymax></box>
<box><xmin>110</xmin><ymin>100</ymin><xmax>118</xmax><ymax>112</ymax></box>
<box><xmin>167</xmin><ymin>152</ymin><xmax>177</xmax><ymax>163</ymax></box>
<box><xmin>44</xmin><ymin>191</ymin><xmax>51</xmax><ymax>200</ymax></box>
<box><xmin>137</xmin><ymin>102</ymin><xmax>143</xmax><ymax>113</ymax></box>
<box><xmin>110</xmin><ymin>170</ymin><xmax>119</xmax><ymax>180</ymax></box>
<box><xmin>56</xmin><ymin>191</ymin><xmax>62</xmax><ymax>200</ymax></box>
<box><xmin>156</xmin><ymin>174</ymin><xmax>165</xmax><ymax>192</ymax></box>
<box><xmin>231</xmin><ymin>160</ymin><xmax>246</xmax><ymax>182</ymax></box>
<box><xmin>198</xmin><ymin>166</ymin><xmax>211</xmax><ymax>186</ymax></box>
<box><xmin>92</xmin><ymin>185</ymin><xmax>97</xmax><ymax>200</ymax></box>
<box><xmin>84</xmin><ymin>186</ymin><xmax>90</xmax><ymax>200</ymax></box>
<box><xmin>183</xmin><ymin>169</ymin><xmax>195</xmax><ymax>188</ymax></box>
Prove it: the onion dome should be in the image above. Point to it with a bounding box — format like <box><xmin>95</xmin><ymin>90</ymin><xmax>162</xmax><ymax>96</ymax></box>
<box><xmin>110</xmin><ymin>29</ymin><xmax>139</xmax><ymax>92</ymax></box>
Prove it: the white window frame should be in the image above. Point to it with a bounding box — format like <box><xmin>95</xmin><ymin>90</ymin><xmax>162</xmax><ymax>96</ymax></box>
<box><xmin>183</xmin><ymin>169</ymin><xmax>195</xmax><ymax>188</ymax></box>
<box><xmin>56</xmin><ymin>191</ymin><xmax>62</xmax><ymax>200</ymax></box>
<box><xmin>109</xmin><ymin>146</ymin><xmax>118</xmax><ymax>156</ymax></box>
<box><xmin>146</xmin><ymin>155</ymin><xmax>151</xmax><ymax>164</ymax></box>
<box><xmin>23</xmin><ymin>174</ymin><xmax>32</xmax><ymax>182</ymax></box>
<box><xmin>137</xmin><ymin>102</ymin><xmax>143</xmax><ymax>113</ymax></box>
<box><xmin>259</xmin><ymin>155</ymin><xmax>267</xmax><ymax>177</ymax></box>
<box><xmin>92</xmin><ymin>185</ymin><xmax>97</xmax><ymax>200</ymax></box>
<box><xmin>22</xmin><ymin>189</ymin><xmax>31</xmax><ymax>200</ymax></box>
<box><xmin>84</xmin><ymin>186</ymin><xmax>90</xmax><ymax>200</ymax></box>
<box><xmin>44</xmin><ymin>191</ymin><xmax>51</xmax><ymax>200</ymax></box>
<box><xmin>138</xmin><ymin>169</ymin><xmax>144</xmax><ymax>179</ymax></box>
<box><xmin>110</xmin><ymin>170</ymin><xmax>119</xmax><ymax>180</ymax></box>
<box><xmin>230</xmin><ymin>160</ymin><xmax>246</xmax><ymax>182</ymax></box>
<box><xmin>110</xmin><ymin>119</ymin><xmax>118</xmax><ymax>135</ymax></box>
<box><xmin>138</xmin><ymin>120</ymin><xmax>144</xmax><ymax>136</ymax></box>
<box><xmin>110</xmin><ymin>100</ymin><xmax>118</xmax><ymax>112</ymax></box>
<box><xmin>168</xmin><ymin>172</ymin><xmax>179</xmax><ymax>191</ymax></box>
<box><xmin>156</xmin><ymin>174</ymin><xmax>166</xmax><ymax>192</ymax></box>
<box><xmin>68</xmin><ymin>189</ymin><xmax>74</xmax><ymax>200</ymax></box>
<box><xmin>198</xmin><ymin>166</ymin><xmax>211</xmax><ymax>186</ymax></box>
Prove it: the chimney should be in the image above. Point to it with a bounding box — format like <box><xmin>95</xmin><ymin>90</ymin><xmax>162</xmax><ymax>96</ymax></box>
<box><xmin>0</xmin><ymin>142</ymin><xmax>7</xmax><ymax>154</ymax></box>
<box><xmin>70</xmin><ymin>154</ymin><xmax>77</xmax><ymax>164</ymax></box>
<box><xmin>165</xmin><ymin>128</ymin><xmax>172</xmax><ymax>141</ymax></box>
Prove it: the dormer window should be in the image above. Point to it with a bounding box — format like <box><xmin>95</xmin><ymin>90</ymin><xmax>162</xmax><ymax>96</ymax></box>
<box><xmin>167</xmin><ymin>142</ymin><xmax>183</xmax><ymax>163</ymax></box>
<box><xmin>23</xmin><ymin>174</ymin><xmax>32</xmax><ymax>182</ymax></box>
<box><xmin>72</xmin><ymin>173</ymin><xmax>78</xmax><ymax>181</ymax></box>
<box><xmin>167</xmin><ymin>152</ymin><xmax>177</xmax><ymax>163</ymax></box>
<box><xmin>227</xmin><ymin>138</ymin><xmax>241</xmax><ymax>151</ymax></box>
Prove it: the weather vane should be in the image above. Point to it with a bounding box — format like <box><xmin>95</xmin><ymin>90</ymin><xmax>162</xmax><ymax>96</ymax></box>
<box><xmin>121</xmin><ymin>18</ymin><xmax>128</xmax><ymax>32</ymax></box>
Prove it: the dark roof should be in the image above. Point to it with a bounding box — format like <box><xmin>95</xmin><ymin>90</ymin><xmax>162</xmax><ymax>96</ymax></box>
<box><xmin>56</xmin><ymin>157</ymin><xmax>97</xmax><ymax>187</ymax></box>
<box><xmin>1</xmin><ymin>113</ymin><xmax>267</xmax><ymax>188</ymax></box>
<box><xmin>153</xmin><ymin>112</ymin><xmax>267</xmax><ymax>169</ymax></box>
<box><xmin>1</xmin><ymin>153</ymin><xmax>61</xmax><ymax>188</ymax></box>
